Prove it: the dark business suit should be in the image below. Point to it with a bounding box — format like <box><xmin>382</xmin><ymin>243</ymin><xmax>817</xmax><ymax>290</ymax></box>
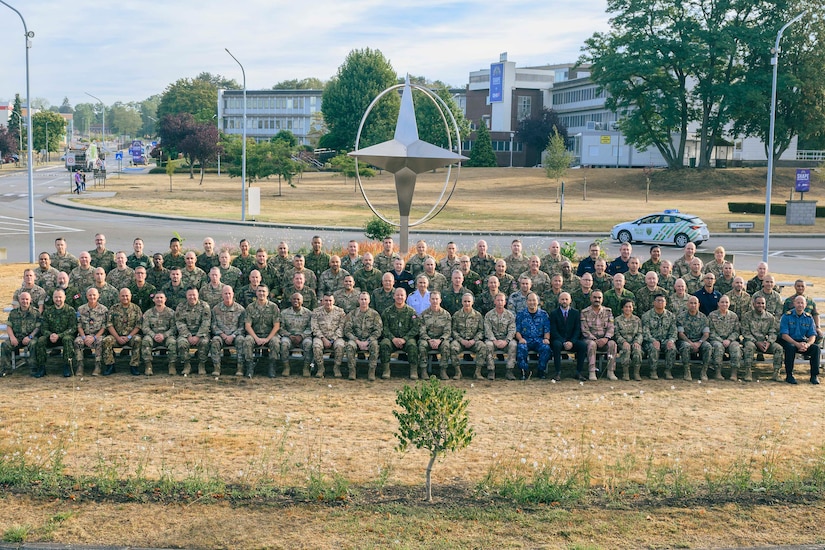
<box><xmin>549</xmin><ymin>306</ymin><xmax>588</xmax><ymax>377</ymax></box>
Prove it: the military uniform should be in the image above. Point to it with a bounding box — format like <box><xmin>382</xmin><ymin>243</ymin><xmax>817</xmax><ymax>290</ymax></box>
<box><xmin>146</xmin><ymin>267</ymin><xmax>170</xmax><ymax>290</ymax></box>
<box><xmin>197</xmin><ymin>253</ymin><xmax>220</xmax><ymax>274</ymax></box>
<box><xmin>441</xmin><ymin>286</ymin><xmax>470</xmax><ymax>315</ymax></box>
<box><xmin>69</xmin><ymin>266</ymin><xmax>96</xmax><ymax>291</ymax></box>
<box><xmin>13</xmin><ymin>285</ymin><xmax>47</xmax><ymax>311</ymax></box>
<box><xmin>128</xmin><ymin>282</ymin><xmax>157</xmax><ymax>313</ymax></box>
<box><xmin>161</xmin><ymin>282</ymin><xmax>188</xmax><ymax>311</ymax></box>
<box><xmin>252</xmin><ymin>263</ymin><xmax>280</xmax><ymax>297</ymax></box>
<box><xmin>462</xmin><ymin>270</ymin><xmax>485</xmax><ymax>296</ymax></box>
<box><xmin>504</xmin><ymin>255</ymin><xmax>529</xmax><ymax>279</ymax></box>
<box><xmin>344</xmin><ymin>307</ymin><xmax>383</xmax><ymax>379</ymax></box>
<box><xmin>484</xmin><ymin>307</ymin><xmax>517</xmax><ymax>378</ymax></box>
<box><xmin>340</xmin><ymin>255</ymin><xmax>362</xmax><ymax>275</ymax></box>
<box><xmin>88</xmin><ymin>283</ymin><xmax>119</xmax><ymax>309</ymax></box>
<box><xmin>715</xmin><ymin>276</ymin><xmax>735</xmax><ymax>296</ymax></box>
<box><xmin>580</xmin><ymin>305</ymin><xmax>617</xmax><ymax>378</ymax></box>
<box><xmin>520</xmin><ymin>270</ymin><xmax>551</xmax><ymax>296</ymax></box>
<box><xmin>283</xmin><ymin>267</ymin><xmax>318</xmax><ymax>292</ymax></box>
<box><xmin>74</xmin><ymin>302</ymin><xmax>109</xmax><ymax>375</ymax></box>
<box><xmin>34</xmin><ymin>266</ymin><xmax>60</xmax><ymax>295</ymax></box>
<box><xmin>634</xmin><ymin>286</ymin><xmax>668</xmax><ymax>316</ymax></box>
<box><xmin>659</xmin><ymin>275</ymin><xmax>676</xmax><ymax>295</ymax></box>
<box><xmin>311</xmin><ymin>305</ymin><xmax>346</xmax><ymax>377</ymax></box>
<box><xmin>592</xmin><ymin>272</ymin><xmax>613</xmax><ymax>293</ymax></box>
<box><xmin>740</xmin><ymin>309</ymin><xmax>783</xmax><ymax>379</ymax></box>
<box><xmin>380</xmin><ymin>304</ymin><xmax>419</xmax><ymax>379</ymax></box>
<box><xmin>219</xmin><ymin>265</ymin><xmax>244</xmax><ymax>292</ymax></box>
<box><xmin>141</xmin><ymin>306</ymin><xmax>177</xmax><ymax>375</ymax></box>
<box><xmin>106</xmin><ymin>267</ymin><xmax>135</xmax><ymax>292</ymax></box>
<box><xmin>421</xmin><ymin>271</ymin><xmax>448</xmax><ymax>293</ymax></box>
<box><xmin>642</xmin><ymin>308</ymin><xmax>677</xmax><ymax>379</ymax></box>
<box><xmin>683</xmin><ymin>272</ymin><xmax>704</xmax><ymax>294</ymax></box>
<box><xmin>640</xmin><ymin>259</ymin><xmax>662</xmax><ymax>276</ymax></box>
<box><xmin>231</xmin><ymin>254</ymin><xmax>255</xmax><ymax>279</ymax></box>
<box><xmin>318</xmin><ymin>268</ymin><xmax>350</xmax><ymax>297</ymax></box>
<box><xmin>406</xmin><ymin>254</ymin><xmax>432</xmax><ymax>278</ymax></box>
<box><xmin>104</xmin><ymin>302</ymin><xmax>143</xmax><ymax>369</ymax></box>
<box><xmin>561</xmin><ymin>272</ymin><xmax>581</xmax><ymax>294</ymax></box>
<box><xmin>175</xmin><ymin>299</ymin><xmax>212</xmax><ymax>374</ymax></box>
<box><xmin>746</xmin><ymin>276</ymin><xmax>766</xmax><ymax>296</ymax></box>
<box><xmin>471</xmin><ymin>255</ymin><xmax>497</xmax><ymax>278</ymax></box>
<box><xmin>242</xmin><ymin>300</ymin><xmax>281</xmax><ymax>377</ymax></box>
<box><xmin>676</xmin><ymin>310</ymin><xmax>712</xmax><ymax>379</ymax></box>
<box><xmin>668</xmin><ymin>293</ymin><xmax>689</xmax><ymax>316</ymax></box>
<box><xmin>280</xmin><ymin>286</ymin><xmax>317</xmax><ymax>312</ymax></box>
<box><xmin>53</xmin><ymin>252</ymin><xmax>79</xmax><ymax>273</ymax></box>
<box><xmin>489</xmin><ymin>272</ymin><xmax>516</xmax><ymax>294</ymax></box>
<box><xmin>542</xmin><ymin>289</ymin><xmax>563</xmax><ymax>313</ymax></box>
<box><xmin>374</xmin><ymin>252</ymin><xmax>400</xmax><ymax>274</ymax></box>
<box><xmin>332</xmin><ymin>289</ymin><xmax>360</xmax><ymax>314</ymax></box>
<box><xmin>279</xmin><ymin>306</ymin><xmax>313</xmax><ymax>376</ymax></box>
<box><xmin>210</xmin><ymin>301</ymin><xmax>248</xmax><ymax>376</ymax></box>
<box><xmin>89</xmin><ymin>249</ymin><xmax>115</xmax><ymax>272</ymax></box>
<box><xmin>754</xmin><ymin>290</ymin><xmax>784</xmax><ymax>331</ymax></box>
<box><xmin>614</xmin><ymin>313</ymin><xmax>643</xmax><ymax>380</ymax></box>
<box><xmin>162</xmin><ymin>252</ymin><xmax>186</xmax><ymax>270</ymax></box>
<box><xmin>672</xmin><ymin>256</ymin><xmax>693</xmax><ymax>279</ymax></box>
<box><xmin>199</xmin><ymin>283</ymin><xmax>225</xmax><ymax>309</ymax></box>
<box><xmin>353</xmin><ymin>267</ymin><xmax>384</xmax><ymax>293</ymax></box>
<box><xmin>237</xmin><ymin>284</ymin><xmax>261</xmax><ymax>308</ymax></box>
<box><xmin>418</xmin><ymin>307</ymin><xmax>452</xmax><ymax>379</ymax></box>
<box><xmin>540</xmin><ymin>254</ymin><xmax>569</xmax><ymax>275</ymax></box>
<box><xmin>623</xmin><ymin>272</ymin><xmax>645</xmax><ymax>295</ymax></box>
<box><xmin>126</xmin><ymin>253</ymin><xmax>153</xmax><ymax>270</ymax></box>
<box><xmin>603</xmin><ymin>288</ymin><xmax>635</xmax><ymax>318</ymax></box>
<box><xmin>36</xmin><ymin>304</ymin><xmax>77</xmax><ymax>373</ymax></box>
<box><xmin>304</xmin><ymin>251</ymin><xmax>331</xmax><ymax>280</ymax></box>
<box><xmin>703</xmin><ymin>260</ymin><xmax>727</xmax><ymax>280</ymax></box>
<box><xmin>515</xmin><ymin>308</ymin><xmax>551</xmax><ymax>376</ymax></box>
<box><xmin>571</xmin><ymin>289</ymin><xmax>595</xmax><ymax>312</ymax></box>
<box><xmin>180</xmin><ymin>267</ymin><xmax>207</xmax><ymax>291</ymax></box>
<box><xmin>725</xmin><ymin>289</ymin><xmax>752</xmax><ymax>320</ymax></box>
<box><xmin>370</xmin><ymin>288</ymin><xmax>395</xmax><ymax>315</ymax></box>
<box><xmin>474</xmin><ymin>291</ymin><xmax>500</xmax><ymax>317</ymax></box>
<box><xmin>708</xmin><ymin>309</ymin><xmax>741</xmax><ymax>380</ymax></box>
<box><xmin>507</xmin><ymin>291</ymin><xmax>530</xmax><ymax>315</ymax></box>
<box><xmin>438</xmin><ymin>257</ymin><xmax>460</xmax><ymax>279</ymax></box>
<box><xmin>2</xmin><ymin>307</ymin><xmax>40</xmax><ymax>373</ymax></box>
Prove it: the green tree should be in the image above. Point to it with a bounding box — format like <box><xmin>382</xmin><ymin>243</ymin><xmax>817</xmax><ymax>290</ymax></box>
<box><xmin>394</xmin><ymin>379</ymin><xmax>474</xmax><ymax>502</ymax></box>
<box><xmin>272</xmin><ymin>77</ymin><xmax>325</xmax><ymax>89</ymax></box>
<box><xmin>329</xmin><ymin>152</ymin><xmax>375</xmax><ymax>184</ymax></box>
<box><xmin>466</xmin><ymin>122</ymin><xmax>497</xmax><ymax>167</ymax></box>
<box><xmin>272</xmin><ymin>129</ymin><xmax>298</xmax><ymax>148</ymax></box>
<box><xmin>157</xmin><ymin>77</ymin><xmax>219</xmax><ymax>123</ymax></box>
<box><xmin>109</xmin><ymin>102</ymin><xmax>142</xmax><ymax>138</ymax></box>
<box><xmin>30</xmin><ymin>111</ymin><xmax>66</xmax><ymax>155</ymax></box>
<box><xmin>322</xmin><ymin>48</ymin><xmax>399</xmax><ymax>150</ymax></box>
<box><xmin>517</xmin><ymin>108</ymin><xmax>567</xmax><ymax>166</ymax></box>
<box><xmin>544</xmin><ymin>127</ymin><xmax>575</xmax><ymax>181</ymax></box>
<box><xmin>224</xmin><ymin>138</ymin><xmax>298</xmax><ymax>189</ymax></box>
<box><xmin>306</xmin><ymin>111</ymin><xmax>328</xmax><ymax>149</ymax></box>
<box><xmin>58</xmin><ymin>97</ymin><xmax>73</xmax><ymax>114</ymax></box>
<box><xmin>8</xmin><ymin>94</ymin><xmax>23</xmax><ymax>141</ymax></box>
<box><xmin>140</xmin><ymin>95</ymin><xmax>161</xmax><ymax>137</ymax></box>
<box><xmin>165</xmin><ymin>158</ymin><xmax>185</xmax><ymax>191</ymax></box>
<box><xmin>73</xmin><ymin>103</ymin><xmax>95</xmax><ymax>136</ymax></box>
<box><xmin>194</xmin><ymin>71</ymin><xmax>240</xmax><ymax>90</ymax></box>
<box><xmin>413</xmin><ymin>85</ymin><xmax>470</xmax><ymax>150</ymax></box>
<box><xmin>364</xmin><ymin>216</ymin><xmax>394</xmax><ymax>241</ymax></box>
<box><xmin>179</xmin><ymin>122</ymin><xmax>222</xmax><ymax>184</ymax></box>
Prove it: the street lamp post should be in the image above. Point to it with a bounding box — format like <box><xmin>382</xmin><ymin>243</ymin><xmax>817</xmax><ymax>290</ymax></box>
<box><xmin>85</xmin><ymin>92</ymin><xmax>105</xmax><ymax>150</ymax></box>
<box><xmin>763</xmin><ymin>11</ymin><xmax>806</xmax><ymax>262</ymax></box>
<box><xmin>1</xmin><ymin>0</ymin><xmax>36</xmax><ymax>262</ymax></box>
<box><xmin>225</xmin><ymin>48</ymin><xmax>247</xmax><ymax>221</ymax></box>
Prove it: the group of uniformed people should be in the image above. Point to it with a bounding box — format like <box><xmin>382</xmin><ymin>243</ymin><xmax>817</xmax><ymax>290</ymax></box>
<box><xmin>2</xmin><ymin>234</ymin><xmax>821</xmax><ymax>384</ymax></box>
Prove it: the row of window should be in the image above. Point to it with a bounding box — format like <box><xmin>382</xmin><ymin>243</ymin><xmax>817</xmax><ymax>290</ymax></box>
<box><xmin>558</xmin><ymin>111</ymin><xmax>612</xmax><ymax>129</ymax></box>
<box><xmin>459</xmin><ymin>141</ymin><xmax>524</xmax><ymax>152</ymax></box>
<box><xmin>222</xmin><ymin>96</ymin><xmax>319</xmax><ymax>111</ymax></box>
<box><xmin>223</xmin><ymin>116</ymin><xmax>307</xmax><ymax>131</ymax></box>
<box><xmin>552</xmin><ymin>87</ymin><xmax>605</xmax><ymax>105</ymax></box>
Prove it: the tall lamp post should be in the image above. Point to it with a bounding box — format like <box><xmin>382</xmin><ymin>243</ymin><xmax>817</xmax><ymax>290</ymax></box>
<box><xmin>225</xmin><ymin>48</ymin><xmax>247</xmax><ymax>221</ymax></box>
<box><xmin>763</xmin><ymin>11</ymin><xmax>806</xmax><ymax>262</ymax></box>
<box><xmin>1</xmin><ymin>0</ymin><xmax>36</xmax><ymax>262</ymax></box>
<box><xmin>85</xmin><ymin>92</ymin><xmax>105</xmax><ymax>151</ymax></box>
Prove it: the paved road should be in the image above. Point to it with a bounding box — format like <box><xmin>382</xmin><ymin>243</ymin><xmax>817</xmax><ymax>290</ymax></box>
<box><xmin>1</xmin><ymin>165</ymin><xmax>823</xmax><ymax>277</ymax></box>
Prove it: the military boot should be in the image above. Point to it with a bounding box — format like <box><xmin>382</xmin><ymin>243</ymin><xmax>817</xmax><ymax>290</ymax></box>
<box><xmin>381</xmin><ymin>363</ymin><xmax>391</xmax><ymax>379</ymax></box>
<box><xmin>145</xmin><ymin>363</ymin><xmax>153</xmax><ymax>376</ymax></box>
<box><xmin>198</xmin><ymin>362</ymin><xmax>206</xmax><ymax>375</ymax></box>
<box><xmin>348</xmin><ymin>365</ymin><xmax>357</xmax><ymax>380</ymax></box>
<box><xmin>700</xmin><ymin>366</ymin><xmax>708</xmax><ymax>381</ymax></box>
<box><xmin>633</xmin><ymin>364</ymin><xmax>642</xmax><ymax>381</ymax></box>
<box><xmin>772</xmin><ymin>367</ymin><xmax>781</xmax><ymax>382</ymax></box>
<box><xmin>728</xmin><ymin>367</ymin><xmax>738</xmax><ymax>381</ymax></box>
<box><xmin>92</xmin><ymin>361</ymin><xmax>101</xmax><ymax>376</ymax></box>
<box><xmin>281</xmin><ymin>361</ymin><xmax>291</xmax><ymax>377</ymax></box>
<box><xmin>235</xmin><ymin>364</ymin><xmax>244</xmax><ymax>376</ymax></box>
<box><xmin>245</xmin><ymin>361</ymin><xmax>255</xmax><ymax>378</ymax></box>
<box><xmin>409</xmin><ymin>364</ymin><xmax>418</xmax><ymax>380</ymax></box>
<box><xmin>664</xmin><ymin>368</ymin><xmax>673</xmax><ymax>380</ymax></box>
<box><xmin>715</xmin><ymin>365</ymin><xmax>725</xmax><ymax>380</ymax></box>
<box><xmin>487</xmin><ymin>366</ymin><xmax>495</xmax><ymax>381</ymax></box>
<box><xmin>649</xmin><ymin>366</ymin><xmax>659</xmax><ymax>380</ymax></box>
<box><xmin>743</xmin><ymin>367</ymin><xmax>753</xmax><ymax>382</ymax></box>
<box><xmin>607</xmin><ymin>365</ymin><xmax>618</xmax><ymax>381</ymax></box>
<box><xmin>453</xmin><ymin>366</ymin><xmax>462</xmax><ymax>380</ymax></box>
<box><xmin>474</xmin><ymin>366</ymin><xmax>482</xmax><ymax>380</ymax></box>
<box><xmin>368</xmin><ymin>365</ymin><xmax>376</xmax><ymax>381</ymax></box>
<box><xmin>419</xmin><ymin>365</ymin><xmax>429</xmax><ymax>380</ymax></box>
<box><xmin>268</xmin><ymin>362</ymin><xmax>277</xmax><ymax>378</ymax></box>
<box><xmin>315</xmin><ymin>363</ymin><xmax>325</xmax><ymax>378</ymax></box>
<box><xmin>683</xmin><ymin>365</ymin><xmax>692</xmax><ymax>381</ymax></box>
<box><xmin>211</xmin><ymin>364</ymin><xmax>221</xmax><ymax>377</ymax></box>
<box><xmin>505</xmin><ymin>368</ymin><xmax>516</xmax><ymax>380</ymax></box>
<box><xmin>439</xmin><ymin>366</ymin><xmax>449</xmax><ymax>380</ymax></box>
<box><xmin>303</xmin><ymin>363</ymin><xmax>311</xmax><ymax>377</ymax></box>
<box><xmin>333</xmin><ymin>363</ymin><xmax>342</xmax><ymax>378</ymax></box>
<box><xmin>75</xmin><ymin>363</ymin><xmax>84</xmax><ymax>377</ymax></box>
<box><xmin>182</xmin><ymin>362</ymin><xmax>192</xmax><ymax>376</ymax></box>
<box><xmin>168</xmin><ymin>363</ymin><xmax>177</xmax><ymax>376</ymax></box>
<box><xmin>622</xmin><ymin>364</ymin><xmax>630</xmax><ymax>381</ymax></box>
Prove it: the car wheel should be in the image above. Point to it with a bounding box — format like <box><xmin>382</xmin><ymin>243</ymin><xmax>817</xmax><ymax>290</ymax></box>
<box><xmin>674</xmin><ymin>233</ymin><xmax>690</xmax><ymax>248</ymax></box>
<box><xmin>617</xmin><ymin>230</ymin><xmax>632</xmax><ymax>244</ymax></box>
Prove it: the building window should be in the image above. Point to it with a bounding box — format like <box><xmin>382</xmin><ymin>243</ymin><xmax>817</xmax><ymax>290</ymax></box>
<box><xmin>517</xmin><ymin>96</ymin><xmax>531</xmax><ymax>121</ymax></box>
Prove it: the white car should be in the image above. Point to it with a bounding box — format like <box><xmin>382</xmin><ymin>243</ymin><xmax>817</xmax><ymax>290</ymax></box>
<box><xmin>610</xmin><ymin>210</ymin><xmax>710</xmax><ymax>248</ymax></box>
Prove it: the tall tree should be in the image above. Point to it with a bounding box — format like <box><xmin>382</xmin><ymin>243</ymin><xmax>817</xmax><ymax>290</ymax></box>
<box><xmin>30</xmin><ymin>111</ymin><xmax>66</xmax><ymax>154</ymax></box>
<box><xmin>140</xmin><ymin>95</ymin><xmax>161</xmax><ymax>137</ymax></box>
<box><xmin>272</xmin><ymin>129</ymin><xmax>298</xmax><ymax>148</ymax></box>
<box><xmin>157</xmin><ymin>78</ymin><xmax>218</xmax><ymax>123</ymax></box>
<box><xmin>109</xmin><ymin>102</ymin><xmax>142</xmax><ymax>138</ymax></box>
<box><xmin>413</xmin><ymin>85</ymin><xmax>470</xmax><ymax>150</ymax></box>
<box><xmin>8</xmin><ymin>94</ymin><xmax>23</xmax><ymax>140</ymax></box>
<box><xmin>321</xmin><ymin>48</ymin><xmax>399</xmax><ymax>150</ymax></box>
<box><xmin>272</xmin><ymin>77</ymin><xmax>325</xmax><ymax>89</ymax></box>
<box><xmin>73</xmin><ymin>103</ymin><xmax>96</xmax><ymax>136</ymax></box>
<box><xmin>179</xmin><ymin>122</ymin><xmax>222</xmax><ymax>184</ymax></box>
<box><xmin>0</xmin><ymin>126</ymin><xmax>17</xmax><ymax>156</ymax></box>
<box><xmin>465</xmin><ymin>122</ymin><xmax>497</xmax><ymax>167</ymax></box>
<box><xmin>158</xmin><ymin>113</ymin><xmax>196</xmax><ymax>162</ymax></box>
<box><xmin>58</xmin><ymin>97</ymin><xmax>73</xmax><ymax>114</ymax></box>
<box><xmin>194</xmin><ymin>72</ymin><xmax>241</xmax><ymax>90</ymax></box>
<box><xmin>517</xmin><ymin>108</ymin><xmax>567</xmax><ymax>166</ymax></box>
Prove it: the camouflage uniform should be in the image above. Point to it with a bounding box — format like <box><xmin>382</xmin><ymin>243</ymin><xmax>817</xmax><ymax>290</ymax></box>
<box><xmin>146</xmin><ymin>267</ymin><xmax>170</xmax><ymax>290</ymax></box>
<box><xmin>304</xmin><ymin>251</ymin><xmax>331</xmax><ymax>280</ymax></box>
<box><xmin>197</xmin><ymin>253</ymin><xmax>220</xmax><ymax>274</ymax></box>
<box><xmin>668</xmin><ymin>293</ymin><xmax>689</xmax><ymax>316</ymax></box>
<box><xmin>471</xmin><ymin>255</ymin><xmax>497</xmax><ymax>278</ymax></box>
<box><xmin>406</xmin><ymin>254</ymin><xmax>432</xmax><ymax>279</ymax></box>
<box><xmin>210</xmin><ymin>301</ymin><xmax>248</xmax><ymax>376</ymax></box>
<box><xmin>542</xmin><ymin>289</ymin><xmax>563</xmax><ymax>313</ymax></box>
<box><xmin>725</xmin><ymin>289</ymin><xmax>752</xmax><ymax>320</ymax></box>
<box><xmin>62</xmin><ymin>285</ymin><xmax>84</xmax><ymax>311</ymax></box>
<box><xmin>561</xmin><ymin>272</ymin><xmax>581</xmax><ymax>294</ymax></box>
<box><xmin>252</xmin><ymin>263</ymin><xmax>280</xmax><ymax>297</ymax></box>
<box><xmin>489</xmin><ymin>272</ymin><xmax>516</xmax><ymax>294</ymax></box>
<box><xmin>34</xmin><ymin>266</ymin><xmax>60</xmax><ymax>295</ymax></box>
<box><xmin>484</xmin><ymin>307</ymin><xmax>517</xmax><ymax>376</ymax></box>
<box><xmin>104</xmin><ymin>302</ymin><xmax>143</xmax><ymax>368</ymax></box>
<box><xmin>162</xmin><ymin>252</ymin><xmax>185</xmax><ymax>270</ymax></box>
<box><xmin>603</xmin><ymin>288</ymin><xmax>635</xmax><ymax>318</ymax></box>
<box><xmin>659</xmin><ymin>275</ymin><xmax>676</xmax><ymax>295</ymax></box>
<box><xmin>740</xmin><ymin>309</ymin><xmax>783</xmax><ymax>377</ymax></box>
<box><xmin>715</xmin><ymin>276</ymin><xmax>735</xmax><ymax>296</ymax></box>
<box><xmin>69</xmin><ymin>266</ymin><xmax>95</xmax><ymax>292</ymax></box>
<box><xmin>676</xmin><ymin>309</ymin><xmax>712</xmax><ymax>379</ymax></box>
<box><xmin>311</xmin><ymin>306</ymin><xmax>346</xmax><ymax>377</ymax></box>
<box><xmin>520</xmin><ymin>270</ymin><xmax>551</xmax><ymax>296</ymax></box>
<box><xmin>333</xmin><ymin>289</ymin><xmax>360</xmax><ymax>314</ymax></box>
<box><xmin>754</xmin><ymin>290</ymin><xmax>784</xmax><ymax>331</ymax></box>
<box><xmin>219</xmin><ymin>265</ymin><xmax>244</xmax><ymax>292</ymax></box>
<box><xmin>421</xmin><ymin>271</ymin><xmax>448</xmax><ymax>293</ymax></box>
<box><xmin>614</xmin><ymin>313</ymin><xmax>643</xmax><ymax>380</ymax></box>
<box><xmin>279</xmin><ymin>306</ymin><xmax>313</xmax><ymax>376</ymax></box>
<box><xmin>242</xmin><ymin>300</ymin><xmax>281</xmax><ymax>376</ymax></box>
<box><xmin>634</xmin><ymin>286</ymin><xmax>668</xmax><ymax>316</ymax></box>
<box><xmin>507</xmin><ymin>291</ymin><xmax>530</xmax><ymax>315</ymax></box>
<box><xmin>344</xmin><ymin>307</ymin><xmax>383</xmax><ymax>379</ymax></box>
<box><xmin>106</xmin><ymin>267</ymin><xmax>135</xmax><ymax>292</ymax></box>
<box><xmin>540</xmin><ymin>254</ymin><xmax>568</xmax><ymax>275</ymax></box>
<box><xmin>441</xmin><ymin>287</ymin><xmax>470</xmax><ymax>315</ymax></box>
<box><xmin>128</xmin><ymin>282</ymin><xmax>157</xmax><ymax>313</ymax></box>
<box><xmin>703</xmin><ymin>261</ymin><xmax>727</xmax><ymax>280</ymax></box>
<box><xmin>53</xmin><ymin>252</ymin><xmax>79</xmax><ymax>273</ymax></box>
<box><xmin>504</xmin><ymin>255</ymin><xmax>529</xmax><ymax>279</ymax></box>
<box><xmin>683</xmin><ymin>272</ymin><xmax>704</xmax><ymax>294</ymax></box>
<box><xmin>580</xmin><ymin>305</ymin><xmax>617</xmax><ymax>377</ymax></box>
<box><xmin>353</xmin><ymin>267</ymin><xmax>384</xmax><ymax>293</ymax></box>
<box><xmin>199</xmin><ymin>283</ymin><xmax>225</xmax><ymax>309</ymax></box>
<box><xmin>280</xmin><ymin>286</ymin><xmax>317</xmax><ymax>312</ymax></box>
<box><xmin>269</xmin><ymin>255</ymin><xmax>294</xmax><ymax>286</ymax></box>
<box><xmin>340</xmin><ymin>255</ymin><xmax>362</xmax><ymax>275</ymax></box>
<box><xmin>237</xmin><ymin>284</ymin><xmax>261</xmax><ymax>308</ymax></box>
<box><xmin>370</xmin><ymin>288</ymin><xmax>395</xmax><ymax>315</ymax></box>
<box><xmin>438</xmin><ymin>257</ymin><xmax>460</xmax><ymax>279</ymax></box>
<box><xmin>89</xmin><ymin>249</ymin><xmax>115</xmax><ymax>272</ymax></box>
<box><xmin>175</xmin><ymin>299</ymin><xmax>212</xmax><ymax>373</ymax></box>
<box><xmin>283</xmin><ymin>267</ymin><xmax>318</xmax><ymax>292</ymax></box>
<box><xmin>708</xmin><ymin>309</ymin><xmax>741</xmax><ymax>379</ymax></box>
<box><xmin>2</xmin><ymin>307</ymin><xmax>40</xmax><ymax>371</ymax></box>
<box><xmin>640</xmin><ymin>259</ymin><xmax>661</xmax><ymax>275</ymax></box>
<box><xmin>374</xmin><ymin>252</ymin><xmax>401</xmax><ymax>274</ymax></box>
<box><xmin>74</xmin><ymin>302</ymin><xmax>109</xmax><ymax>374</ymax></box>
<box><xmin>571</xmin><ymin>289</ymin><xmax>594</xmax><ymax>313</ymax></box>
<box><xmin>474</xmin><ymin>291</ymin><xmax>500</xmax><ymax>317</ymax></box>
<box><xmin>13</xmin><ymin>285</ymin><xmax>47</xmax><ymax>311</ymax></box>
<box><xmin>161</xmin><ymin>283</ymin><xmax>187</xmax><ymax>311</ymax></box>
<box><xmin>592</xmin><ymin>272</ymin><xmax>613</xmax><ymax>293</ymax></box>
<box><xmin>180</xmin><ymin>267</ymin><xmax>207</xmax><ymax>291</ymax></box>
<box><xmin>623</xmin><ymin>272</ymin><xmax>645</xmax><ymax>295</ymax></box>
<box><xmin>451</xmin><ymin>308</ymin><xmax>488</xmax><ymax>379</ymax></box>
<box><xmin>231</xmin><ymin>254</ymin><xmax>255</xmax><ymax>279</ymax></box>
<box><xmin>141</xmin><ymin>306</ymin><xmax>178</xmax><ymax>373</ymax></box>
<box><xmin>126</xmin><ymin>253</ymin><xmax>153</xmax><ymax>270</ymax></box>
<box><xmin>462</xmin><ymin>270</ymin><xmax>485</xmax><ymax>297</ymax></box>
<box><xmin>642</xmin><ymin>308</ymin><xmax>677</xmax><ymax>379</ymax></box>
<box><xmin>672</xmin><ymin>256</ymin><xmax>693</xmax><ymax>279</ymax></box>
<box><xmin>418</xmin><ymin>307</ymin><xmax>452</xmax><ymax>379</ymax></box>
<box><xmin>88</xmin><ymin>283</ymin><xmax>119</xmax><ymax>309</ymax></box>
<box><xmin>318</xmin><ymin>268</ymin><xmax>350</xmax><ymax>297</ymax></box>
<box><xmin>380</xmin><ymin>304</ymin><xmax>419</xmax><ymax>379</ymax></box>
<box><xmin>36</xmin><ymin>304</ymin><xmax>77</xmax><ymax>369</ymax></box>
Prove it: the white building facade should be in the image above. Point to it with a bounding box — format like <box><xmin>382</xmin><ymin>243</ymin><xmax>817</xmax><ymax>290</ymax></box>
<box><xmin>217</xmin><ymin>89</ymin><xmax>323</xmax><ymax>146</ymax></box>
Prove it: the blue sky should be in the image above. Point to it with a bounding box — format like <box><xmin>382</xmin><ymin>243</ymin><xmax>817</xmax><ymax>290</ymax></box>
<box><xmin>1</xmin><ymin>0</ymin><xmax>610</xmax><ymax>108</ymax></box>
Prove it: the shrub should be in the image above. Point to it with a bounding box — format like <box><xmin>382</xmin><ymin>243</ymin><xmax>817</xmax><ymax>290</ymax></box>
<box><xmin>364</xmin><ymin>216</ymin><xmax>394</xmax><ymax>241</ymax></box>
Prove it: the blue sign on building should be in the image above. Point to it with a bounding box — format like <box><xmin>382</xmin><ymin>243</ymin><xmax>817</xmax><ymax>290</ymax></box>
<box><xmin>489</xmin><ymin>63</ymin><xmax>504</xmax><ymax>103</ymax></box>
<box><xmin>795</xmin><ymin>169</ymin><xmax>811</xmax><ymax>192</ymax></box>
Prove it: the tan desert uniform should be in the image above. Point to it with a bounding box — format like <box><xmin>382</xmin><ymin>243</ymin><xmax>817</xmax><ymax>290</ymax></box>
<box><xmin>210</xmin><ymin>301</ymin><xmax>248</xmax><ymax>376</ymax></box>
<box><xmin>104</xmin><ymin>302</ymin><xmax>143</xmax><ymax>368</ymax></box>
<box><xmin>311</xmin><ymin>305</ymin><xmax>346</xmax><ymax>377</ymax></box>
<box><xmin>450</xmin><ymin>307</ymin><xmax>488</xmax><ymax>379</ymax></box>
<box><xmin>344</xmin><ymin>307</ymin><xmax>383</xmax><ymax>379</ymax></box>
<box><xmin>175</xmin><ymin>299</ymin><xmax>212</xmax><ymax>374</ymax></box>
<box><xmin>279</xmin><ymin>306</ymin><xmax>314</xmax><ymax>376</ymax></box>
<box><xmin>418</xmin><ymin>307</ymin><xmax>452</xmax><ymax>380</ymax></box>
<box><xmin>484</xmin><ymin>307</ymin><xmax>517</xmax><ymax>377</ymax></box>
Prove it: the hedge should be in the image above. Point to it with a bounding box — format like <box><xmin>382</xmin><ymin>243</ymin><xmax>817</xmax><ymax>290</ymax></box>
<box><xmin>727</xmin><ymin>202</ymin><xmax>825</xmax><ymax>217</ymax></box>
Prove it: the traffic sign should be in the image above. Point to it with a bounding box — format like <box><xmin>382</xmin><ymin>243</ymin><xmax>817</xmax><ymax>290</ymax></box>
<box><xmin>115</xmin><ymin>152</ymin><xmax>123</xmax><ymax>160</ymax></box>
<box><xmin>66</xmin><ymin>153</ymin><xmax>76</xmax><ymax>166</ymax></box>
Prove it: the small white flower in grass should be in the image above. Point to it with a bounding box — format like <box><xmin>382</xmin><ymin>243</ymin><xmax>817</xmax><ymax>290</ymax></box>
<box><xmin>533</xmin><ymin>461</ymin><xmax>538</xmax><ymax>468</ymax></box>
<box><xmin>328</xmin><ymin>384</ymin><xmax>332</xmax><ymax>388</ymax></box>
<box><xmin>671</xmin><ymin>385</ymin><xmax>675</xmax><ymax>390</ymax></box>
<box><xmin>470</xmin><ymin>383</ymin><xmax>475</xmax><ymax>388</ymax></box>
<box><xmin>639</xmin><ymin>390</ymin><xmax>644</xmax><ymax>395</ymax></box>
<box><xmin>520</xmin><ymin>458</ymin><xmax>527</xmax><ymax>464</ymax></box>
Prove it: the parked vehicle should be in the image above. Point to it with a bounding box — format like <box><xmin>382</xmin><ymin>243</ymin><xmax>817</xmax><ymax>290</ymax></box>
<box><xmin>610</xmin><ymin>209</ymin><xmax>710</xmax><ymax>248</ymax></box>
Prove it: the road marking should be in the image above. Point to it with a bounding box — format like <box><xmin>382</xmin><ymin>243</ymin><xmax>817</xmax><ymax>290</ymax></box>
<box><xmin>0</xmin><ymin>215</ymin><xmax>82</xmax><ymax>236</ymax></box>
<box><xmin>769</xmin><ymin>250</ymin><xmax>784</xmax><ymax>256</ymax></box>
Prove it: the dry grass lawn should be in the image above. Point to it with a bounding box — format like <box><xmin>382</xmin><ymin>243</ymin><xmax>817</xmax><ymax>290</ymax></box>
<box><xmin>2</xmin><ymin>262</ymin><xmax>825</xmax><ymax>548</ymax></box>
<box><xmin>69</xmin><ymin>166</ymin><xmax>825</xmax><ymax>234</ymax></box>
